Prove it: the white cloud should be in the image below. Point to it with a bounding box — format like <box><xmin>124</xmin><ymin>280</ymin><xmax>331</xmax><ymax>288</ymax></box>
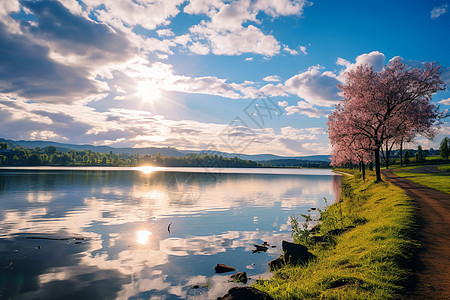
<box><xmin>284</xmin><ymin>66</ymin><xmax>341</xmax><ymax>107</ymax></box>
<box><xmin>189</xmin><ymin>23</ymin><xmax>280</xmax><ymax>56</ymax></box>
<box><xmin>188</xmin><ymin>41</ymin><xmax>211</xmax><ymax>55</ymax></box>
<box><xmin>278</xmin><ymin>100</ymin><xmax>288</xmax><ymax>107</ymax></box>
<box><xmin>439</xmin><ymin>98</ymin><xmax>450</xmax><ymax>105</ymax></box>
<box><xmin>156</xmin><ymin>29</ymin><xmax>175</xmax><ymax>37</ymax></box>
<box><xmin>299</xmin><ymin>45</ymin><xmax>307</xmax><ymax>55</ymax></box>
<box><xmin>0</xmin><ymin>97</ymin><xmax>329</xmax><ymax>156</ymax></box>
<box><xmin>283</xmin><ymin>45</ymin><xmax>298</xmax><ymax>55</ymax></box>
<box><xmin>337</xmin><ymin>50</ymin><xmax>385</xmax><ymax>73</ymax></box>
<box><xmin>252</xmin><ymin>0</ymin><xmax>310</xmax><ymax>17</ymax></box>
<box><xmin>184</xmin><ymin>0</ymin><xmax>310</xmax><ymax>57</ymax></box>
<box><xmin>245</xmin><ymin>57</ymin><xmax>254</xmax><ymax>61</ymax></box>
<box><xmin>260</xmin><ymin>83</ymin><xmax>288</xmax><ymax>97</ymax></box>
<box><xmin>284</xmin><ymin>101</ymin><xmax>331</xmax><ymax>118</ymax></box>
<box><xmin>263</xmin><ymin>75</ymin><xmax>281</xmax><ymax>82</ymax></box>
<box><xmin>83</xmin><ymin>0</ymin><xmax>184</xmax><ymax>30</ymax></box>
<box><xmin>183</xmin><ymin>0</ymin><xmax>223</xmax><ymax>15</ymax></box>
<box><xmin>431</xmin><ymin>4</ymin><xmax>448</xmax><ymax>19</ymax></box>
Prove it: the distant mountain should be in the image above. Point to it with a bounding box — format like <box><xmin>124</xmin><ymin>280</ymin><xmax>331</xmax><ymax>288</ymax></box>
<box><xmin>0</xmin><ymin>138</ymin><xmax>331</xmax><ymax>162</ymax></box>
<box><xmin>0</xmin><ymin>138</ymin><xmax>185</xmax><ymax>157</ymax></box>
<box><xmin>181</xmin><ymin>149</ymin><xmax>331</xmax><ymax>162</ymax></box>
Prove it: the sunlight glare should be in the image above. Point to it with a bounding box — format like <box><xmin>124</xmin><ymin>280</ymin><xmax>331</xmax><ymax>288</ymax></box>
<box><xmin>136</xmin><ymin>81</ymin><xmax>161</xmax><ymax>102</ymax></box>
<box><xmin>136</xmin><ymin>166</ymin><xmax>164</xmax><ymax>174</ymax></box>
<box><xmin>136</xmin><ymin>230</ymin><xmax>152</xmax><ymax>244</ymax></box>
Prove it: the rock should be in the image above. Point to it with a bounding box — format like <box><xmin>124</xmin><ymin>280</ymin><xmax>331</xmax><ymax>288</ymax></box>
<box><xmin>269</xmin><ymin>241</ymin><xmax>314</xmax><ymax>271</ymax></box>
<box><xmin>230</xmin><ymin>272</ymin><xmax>248</xmax><ymax>284</ymax></box>
<box><xmin>282</xmin><ymin>240</ymin><xmax>314</xmax><ymax>264</ymax></box>
<box><xmin>253</xmin><ymin>244</ymin><xmax>268</xmax><ymax>252</ymax></box>
<box><xmin>217</xmin><ymin>287</ymin><xmax>273</xmax><ymax>300</ymax></box>
<box><xmin>214</xmin><ymin>263</ymin><xmax>235</xmax><ymax>273</ymax></box>
<box><xmin>268</xmin><ymin>256</ymin><xmax>284</xmax><ymax>271</ymax></box>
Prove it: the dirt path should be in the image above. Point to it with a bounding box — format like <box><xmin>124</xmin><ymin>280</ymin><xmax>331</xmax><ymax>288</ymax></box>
<box><xmin>382</xmin><ymin>169</ymin><xmax>450</xmax><ymax>299</ymax></box>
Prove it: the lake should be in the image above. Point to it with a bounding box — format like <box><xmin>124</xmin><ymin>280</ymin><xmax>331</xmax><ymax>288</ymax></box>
<box><xmin>0</xmin><ymin>167</ymin><xmax>341</xmax><ymax>299</ymax></box>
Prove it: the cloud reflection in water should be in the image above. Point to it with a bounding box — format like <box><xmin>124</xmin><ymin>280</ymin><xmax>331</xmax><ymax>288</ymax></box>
<box><xmin>0</xmin><ymin>169</ymin><xmax>340</xmax><ymax>299</ymax></box>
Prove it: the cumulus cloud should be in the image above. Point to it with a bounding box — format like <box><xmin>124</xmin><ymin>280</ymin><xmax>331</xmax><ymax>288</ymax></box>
<box><xmin>189</xmin><ymin>23</ymin><xmax>280</xmax><ymax>56</ymax></box>
<box><xmin>82</xmin><ymin>0</ymin><xmax>184</xmax><ymax>30</ymax></box>
<box><xmin>284</xmin><ymin>66</ymin><xmax>341</xmax><ymax>107</ymax></box>
<box><xmin>337</xmin><ymin>50</ymin><xmax>386</xmax><ymax>78</ymax></box>
<box><xmin>184</xmin><ymin>0</ymin><xmax>310</xmax><ymax>57</ymax></box>
<box><xmin>263</xmin><ymin>75</ymin><xmax>281</xmax><ymax>82</ymax></box>
<box><xmin>0</xmin><ymin>22</ymin><xmax>104</xmax><ymax>103</ymax></box>
<box><xmin>431</xmin><ymin>4</ymin><xmax>448</xmax><ymax>19</ymax></box>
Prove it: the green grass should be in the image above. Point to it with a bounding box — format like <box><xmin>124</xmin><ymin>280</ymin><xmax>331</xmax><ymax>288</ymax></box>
<box><xmin>253</xmin><ymin>170</ymin><xmax>418</xmax><ymax>299</ymax></box>
<box><xmin>393</xmin><ymin>165</ymin><xmax>450</xmax><ymax>194</ymax></box>
<box><xmin>438</xmin><ymin>164</ymin><xmax>450</xmax><ymax>172</ymax></box>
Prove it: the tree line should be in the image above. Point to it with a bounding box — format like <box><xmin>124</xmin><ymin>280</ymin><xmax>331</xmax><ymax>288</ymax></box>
<box><xmin>327</xmin><ymin>58</ymin><xmax>447</xmax><ymax>181</ymax></box>
<box><xmin>0</xmin><ymin>143</ymin><xmax>263</xmax><ymax>168</ymax></box>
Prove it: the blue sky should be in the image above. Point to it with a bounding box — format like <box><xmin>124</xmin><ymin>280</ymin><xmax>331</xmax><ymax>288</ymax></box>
<box><xmin>0</xmin><ymin>0</ymin><xmax>449</xmax><ymax>156</ymax></box>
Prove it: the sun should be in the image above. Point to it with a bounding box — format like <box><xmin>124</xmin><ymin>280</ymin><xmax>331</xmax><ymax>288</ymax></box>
<box><xmin>136</xmin><ymin>81</ymin><xmax>161</xmax><ymax>102</ymax></box>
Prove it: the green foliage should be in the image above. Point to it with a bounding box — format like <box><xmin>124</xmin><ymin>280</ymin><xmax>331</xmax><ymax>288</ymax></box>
<box><xmin>290</xmin><ymin>213</ymin><xmax>312</xmax><ymax>245</ymax></box>
<box><xmin>440</xmin><ymin>137</ymin><xmax>450</xmax><ymax>160</ymax></box>
<box><xmin>415</xmin><ymin>145</ymin><xmax>425</xmax><ymax>162</ymax></box>
<box><xmin>0</xmin><ymin>146</ymin><xmax>263</xmax><ymax>168</ymax></box>
<box><xmin>254</xmin><ymin>170</ymin><xmax>419</xmax><ymax>299</ymax></box>
<box><xmin>404</xmin><ymin>150</ymin><xmax>411</xmax><ymax>164</ymax></box>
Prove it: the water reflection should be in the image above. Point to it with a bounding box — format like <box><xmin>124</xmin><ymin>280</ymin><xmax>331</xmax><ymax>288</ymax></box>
<box><xmin>136</xmin><ymin>231</ymin><xmax>153</xmax><ymax>244</ymax></box>
<box><xmin>0</xmin><ymin>168</ymin><xmax>340</xmax><ymax>299</ymax></box>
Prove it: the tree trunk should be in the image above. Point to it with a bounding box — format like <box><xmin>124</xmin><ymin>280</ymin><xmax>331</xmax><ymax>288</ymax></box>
<box><xmin>385</xmin><ymin>140</ymin><xmax>390</xmax><ymax>169</ymax></box>
<box><xmin>362</xmin><ymin>162</ymin><xmax>366</xmax><ymax>181</ymax></box>
<box><xmin>374</xmin><ymin>147</ymin><xmax>382</xmax><ymax>182</ymax></box>
<box><xmin>400</xmin><ymin>138</ymin><xmax>403</xmax><ymax>167</ymax></box>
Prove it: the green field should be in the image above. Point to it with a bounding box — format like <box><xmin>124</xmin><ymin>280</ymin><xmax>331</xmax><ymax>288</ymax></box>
<box><xmin>393</xmin><ymin>164</ymin><xmax>450</xmax><ymax>194</ymax></box>
<box><xmin>253</xmin><ymin>169</ymin><xmax>418</xmax><ymax>299</ymax></box>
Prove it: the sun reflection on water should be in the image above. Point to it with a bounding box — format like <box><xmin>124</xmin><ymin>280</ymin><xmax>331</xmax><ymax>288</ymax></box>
<box><xmin>135</xmin><ymin>166</ymin><xmax>165</xmax><ymax>174</ymax></box>
<box><xmin>136</xmin><ymin>230</ymin><xmax>152</xmax><ymax>244</ymax></box>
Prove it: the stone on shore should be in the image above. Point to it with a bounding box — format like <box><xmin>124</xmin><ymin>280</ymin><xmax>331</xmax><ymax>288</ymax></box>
<box><xmin>282</xmin><ymin>240</ymin><xmax>315</xmax><ymax>264</ymax></box>
<box><xmin>269</xmin><ymin>240</ymin><xmax>315</xmax><ymax>271</ymax></box>
<box><xmin>230</xmin><ymin>272</ymin><xmax>248</xmax><ymax>284</ymax></box>
<box><xmin>217</xmin><ymin>287</ymin><xmax>273</xmax><ymax>300</ymax></box>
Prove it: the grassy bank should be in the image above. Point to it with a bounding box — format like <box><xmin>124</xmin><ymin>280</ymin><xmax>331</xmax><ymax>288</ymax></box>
<box><xmin>253</xmin><ymin>169</ymin><xmax>418</xmax><ymax>299</ymax></box>
<box><xmin>393</xmin><ymin>164</ymin><xmax>450</xmax><ymax>194</ymax></box>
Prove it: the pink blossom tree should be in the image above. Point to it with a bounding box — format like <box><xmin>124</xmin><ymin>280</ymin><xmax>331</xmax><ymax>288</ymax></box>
<box><xmin>328</xmin><ymin>58</ymin><xmax>445</xmax><ymax>182</ymax></box>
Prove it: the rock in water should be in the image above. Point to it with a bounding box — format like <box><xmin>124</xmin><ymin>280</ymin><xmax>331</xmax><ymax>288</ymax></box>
<box><xmin>214</xmin><ymin>263</ymin><xmax>236</xmax><ymax>273</ymax></box>
<box><xmin>217</xmin><ymin>287</ymin><xmax>273</xmax><ymax>300</ymax></box>
<box><xmin>253</xmin><ymin>244</ymin><xmax>268</xmax><ymax>252</ymax></box>
<box><xmin>230</xmin><ymin>272</ymin><xmax>248</xmax><ymax>284</ymax></box>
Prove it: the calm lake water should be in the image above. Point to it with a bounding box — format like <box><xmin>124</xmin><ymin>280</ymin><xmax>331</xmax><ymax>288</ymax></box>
<box><xmin>0</xmin><ymin>167</ymin><xmax>341</xmax><ymax>299</ymax></box>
